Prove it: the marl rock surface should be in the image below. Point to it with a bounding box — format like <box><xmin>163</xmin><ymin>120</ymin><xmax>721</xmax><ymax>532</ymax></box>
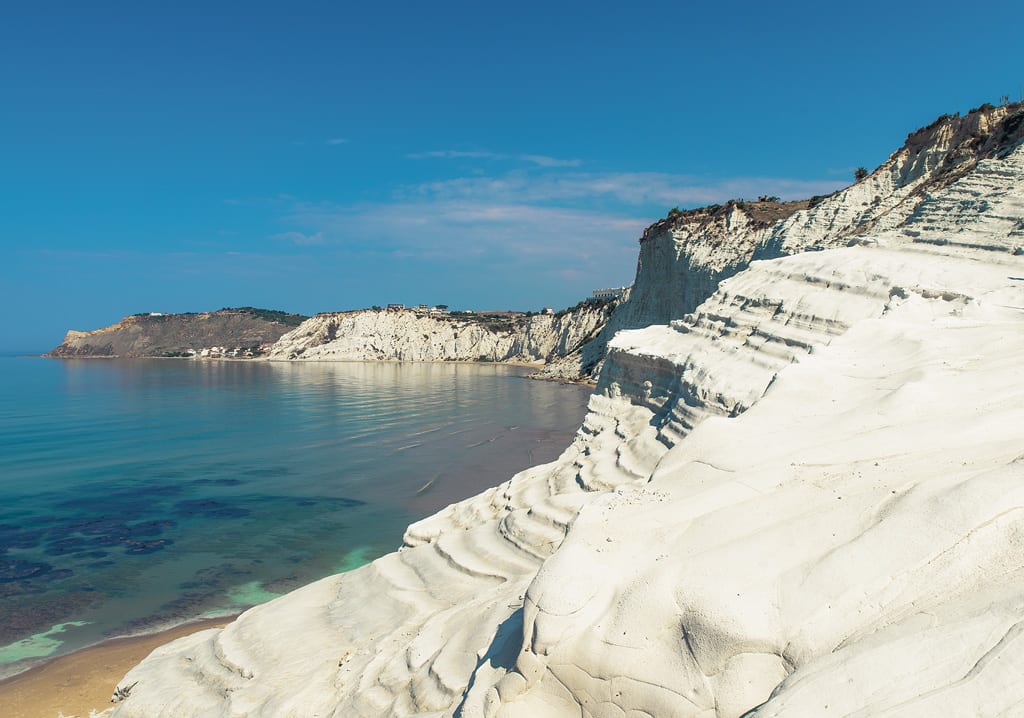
<box><xmin>266</xmin><ymin>302</ymin><xmax>614</xmax><ymax>367</ymax></box>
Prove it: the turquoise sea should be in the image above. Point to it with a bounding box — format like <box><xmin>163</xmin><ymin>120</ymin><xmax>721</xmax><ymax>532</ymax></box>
<box><xmin>0</xmin><ymin>356</ymin><xmax>591</xmax><ymax>678</ymax></box>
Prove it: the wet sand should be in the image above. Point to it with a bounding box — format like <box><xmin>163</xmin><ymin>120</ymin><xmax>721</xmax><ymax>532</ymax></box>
<box><xmin>0</xmin><ymin>617</ymin><xmax>234</xmax><ymax>718</ymax></box>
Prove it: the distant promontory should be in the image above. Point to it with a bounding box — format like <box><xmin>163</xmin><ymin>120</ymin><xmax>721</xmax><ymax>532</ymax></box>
<box><xmin>46</xmin><ymin>307</ymin><xmax>308</xmax><ymax>359</ymax></box>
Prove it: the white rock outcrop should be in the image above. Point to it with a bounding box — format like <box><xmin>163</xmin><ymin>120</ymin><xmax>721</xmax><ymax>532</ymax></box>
<box><xmin>266</xmin><ymin>304</ymin><xmax>613</xmax><ymax>367</ymax></box>
<box><xmin>551</xmin><ymin>102</ymin><xmax>1024</xmax><ymax>380</ymax></box>
<box><xmin>111</xmin><ymin>104</ymin><xmax>1024</xmax><ymax>717</ymax></box>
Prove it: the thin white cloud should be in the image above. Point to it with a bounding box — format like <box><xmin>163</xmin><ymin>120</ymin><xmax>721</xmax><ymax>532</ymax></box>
<box><xmin>519</xmin><ymin>154</ymin><xmax>582</xmax><ymax>168</ymax></box>
<box><xmin>406</xmin><ymin>150</ymin><xmax>499</xmax><ymax>160</ymax></box>
<box><xmin>261</xmin><ymin>164</ymin><xmax>847</xmax><ymax>301</ymax></box>
<box><xmin>407</xmin><ymin>171</ymin><xmax>845</xmax><ymax>206</ymax></box>
<box><xmin>271</xmin><ymin>231</ymin><xmax>325</xmax><ymax>246</ymax></box>
<box><xmin>405</xmin><ymin>150</ymin><xmax>582</xmax><ymax>168</ymax></box>
<box><xmin>327</xmin><ymin>138</ymin><xmax>350</xmax><ymax>145</ymax></box>
<box><xmin>282</xmin><ymin>198</ymin><xmax>645</xmax><ymax>264</ymax></box>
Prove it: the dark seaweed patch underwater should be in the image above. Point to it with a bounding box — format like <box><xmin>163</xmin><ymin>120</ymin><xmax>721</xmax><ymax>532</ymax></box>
<box><xmin>0</xmin><ymin>357</ymin><xmax>591</xmax><ymax>677</ymax></box>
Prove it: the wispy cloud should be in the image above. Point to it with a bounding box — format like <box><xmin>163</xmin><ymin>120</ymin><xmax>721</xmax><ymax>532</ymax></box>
<box><xmin>271</xmin><ymin>230</ymin><xmax>325</xmax><ymax>246</ymax></box>
<box><xmin>406</xmin><ymin>150</ymin><xmax>498</xmax><ymax>160</ymax></box>
<box><xmin>519</xmin><ymin>154</ymin><xmax>582</xmax><ymax>168</ymax></box>
<box><xmin>262</xmin><ymin>164</ymin><xmax>847</xmax><ymax>300</ymax></box>
<box><xmin>407</xmin><ymin>171</ymin><xmax>845</xmax><ymax>206</ymax></box>
<box><xmin>327</xmin><ymin>138</ymin><xmax>349</xmax><ymax>145</ymax></box>
<box><xmin>406</xmin><ymin>150</ymin><xmax>582</xmax><ymax>168</ymax></box>
<box><xmin>275</xmin><ymin>198</ymin><xmax>644</xmax><ymax>297</ymax></box>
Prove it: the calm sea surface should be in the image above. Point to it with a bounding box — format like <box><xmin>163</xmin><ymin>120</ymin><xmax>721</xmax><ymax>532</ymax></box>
<box><xmin>0</xmin><ymin>357</ymin><xmax>592</xmax><ymax>677</ymax></box>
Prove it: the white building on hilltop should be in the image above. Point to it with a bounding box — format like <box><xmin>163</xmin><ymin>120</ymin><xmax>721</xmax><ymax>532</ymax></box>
<box><xmin>591</xmin><ymin>286</ymin><xmax>629</xmax><ymax>301</ymax></box>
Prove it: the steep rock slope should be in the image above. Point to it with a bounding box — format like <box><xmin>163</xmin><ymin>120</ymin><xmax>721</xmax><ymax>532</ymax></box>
<box><xmin>266</xmin><ymin>302</ymin><xmax>614</xmax><ymax>365</ymax></box>
<box><xmin>111</xmin><ymin>109</ymin><xmax>1024</xmax><ymax>717</ymax></box>
<box><xmin>542</xmin><ymin>102</ymin><xmax>1024</xmax><ymax>380</ymax></box>
<box><xmin>46</xmin><ymin>308</ymin><xmax>307</xmax><ymax>358</ymax></box>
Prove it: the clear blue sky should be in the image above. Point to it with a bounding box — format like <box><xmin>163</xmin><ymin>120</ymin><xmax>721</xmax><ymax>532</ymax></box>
<box><xmin>2</xmin><ymin>0</ymin><xmax>1022</xmax><ymax>352</ymax></box>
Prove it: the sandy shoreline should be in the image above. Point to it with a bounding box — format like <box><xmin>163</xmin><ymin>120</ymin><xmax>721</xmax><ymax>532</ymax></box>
<box><xmin>0</xmin><ymin>616</ymin><xmax>235</xmax><ymax>718</ymax></box>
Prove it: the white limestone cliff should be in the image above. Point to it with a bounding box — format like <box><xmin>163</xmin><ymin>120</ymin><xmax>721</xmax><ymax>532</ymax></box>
<box><xmin>545</xmin><ymin>102</ymin><xmax>1024</xmax><ymax>380</ymax></box>
<box><xmin>265</xmin><ymin>303</ymin><xmax>613</xmax><ymax>368</ymax></box>
<box><xmin>111</xmin><ymin>103</ymin><xmax>1024</xmax><ymax>717</ymax></box>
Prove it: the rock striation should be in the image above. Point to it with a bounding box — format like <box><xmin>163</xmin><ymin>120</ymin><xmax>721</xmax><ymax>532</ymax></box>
<box><xmin>544</xmin><ymin>101</ymin><xmax>1024</xmax><ymax>380</ymax></box>
<box><xmin>265</xmin><ymin>302</ymin><xmax>614</xmax><ymax>367</ymax></box>
<box><xmin>46</xmin><ymin>308</ymin><xmax>307</xmax><ymax>358</ymax></box>
<box><xmin>111</xmin><ymin>103</ymin><xmax>1024</xmax><ymax>717</ymax></box>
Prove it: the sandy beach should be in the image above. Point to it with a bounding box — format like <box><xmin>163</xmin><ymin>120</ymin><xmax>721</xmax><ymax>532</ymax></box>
<box><xmin>0</xmin><ymin>617</ymin><xmax>234</xmax><ymax>718</ymax></box>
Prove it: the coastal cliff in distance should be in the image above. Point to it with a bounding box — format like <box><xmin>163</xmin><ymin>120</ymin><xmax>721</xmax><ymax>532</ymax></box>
<box><xmin>48</xmin><ymin>300</ymin><xmax>616</xmax><ymax>371</ymax></box>
<box><xmin>266</xmin><ymin>300</ymin><xmax>615</xmax><ymax>366</ymax></box>
<box><xmin>46</xmin><ymin>308</ymin><xmax>307</xmax><ymax>358</ymax></box>
<box><xmin>112</xmin><ymin>102</ymin><xmax>1024</xmax><ymax>717</ymax></box>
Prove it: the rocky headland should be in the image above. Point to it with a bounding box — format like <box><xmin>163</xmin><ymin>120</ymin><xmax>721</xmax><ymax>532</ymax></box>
<box><xmin>46</xmin><ymin>308</ymin><xmax>308</xmax><ymax>358</ymax></box>
<box><xmin>109</xmin><ymin>102</ymin><xmax>1024</xmax><ymax>717</ymax></box>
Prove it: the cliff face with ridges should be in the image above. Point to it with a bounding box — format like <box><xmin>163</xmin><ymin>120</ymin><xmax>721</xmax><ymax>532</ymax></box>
<box><xmin>265</xmin><ymin>301</ymin><xmax>615</xmax><ymax>366</ymax></box>
<box><xmin>46</xmin><ymin>308</ymin><xmax>307</xmax><ymax>358</ymax></box>
<box><xmin>111</xmin><ymin>103</ymin><xmax>1024</xmax><ymax>717</ymax></box>
<box><xmin>542</xmin><ymin>102</ymin><xmax>1024</xmax><ymax>380</ymax></box>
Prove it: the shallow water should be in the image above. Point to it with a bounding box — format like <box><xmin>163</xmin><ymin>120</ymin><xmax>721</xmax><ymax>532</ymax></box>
<box><xmin>0</xmin><ymin>357</ymin><xmax>591</xmax><ymax>677</ymax></box>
